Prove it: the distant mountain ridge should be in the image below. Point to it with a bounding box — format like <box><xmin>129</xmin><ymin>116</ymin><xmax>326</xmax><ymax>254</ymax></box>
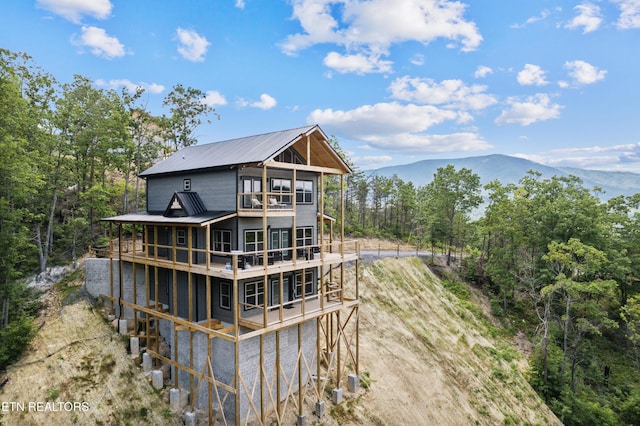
<box><xmin>370</xmin><ymin>154</ymin><xmax>640</xmax><ymax>200</ymax></box>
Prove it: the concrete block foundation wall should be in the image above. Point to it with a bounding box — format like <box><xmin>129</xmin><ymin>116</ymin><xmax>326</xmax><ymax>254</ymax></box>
<box><xmin>176</xmin><ymin>321</ymin><xmax>317</xmax><ymax>422</ymax></box>
<box><xmin>86</xmin><ymin>258</ymin><xmax>146</xmax><ymax>319</ymax></box>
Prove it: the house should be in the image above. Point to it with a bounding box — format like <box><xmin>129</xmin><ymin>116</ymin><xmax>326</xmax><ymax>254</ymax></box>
<box><xmin>86</xmin><ymin>124</ymin><xmax>360</xmax><ymax>425</ymax></box>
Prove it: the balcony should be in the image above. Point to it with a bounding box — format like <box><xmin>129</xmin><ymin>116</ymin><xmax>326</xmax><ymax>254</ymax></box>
<box><xmin>104</xmin><ymin>238</ymin><xmax>359</xmax><ymax>280</ymax></box>
<box><xmin>237</xmin><ymin>192</ymin><xmax>294</xmax><ymax>217</ymax></box>
<box><xmin>238</xmin><ymin>291</ymin><xmax>358</xmax><ymax>331</ymax></box>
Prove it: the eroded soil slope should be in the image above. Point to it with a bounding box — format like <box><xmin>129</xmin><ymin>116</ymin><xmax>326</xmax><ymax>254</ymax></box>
<box><xmin>0</xmin><ymin>277</ymin><xmax>181</xmax><ymax>426</ymax></box>
<box><xmin>335</xmin><ymin>256</ymin><xmax>561</xmax><ymax>425</ymax></box>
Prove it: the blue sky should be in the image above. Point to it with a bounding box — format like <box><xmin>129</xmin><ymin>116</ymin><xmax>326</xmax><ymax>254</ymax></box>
<box><xmin>2</xmin><ymin>0</ymin><xmax>640</xmax><ymax>172</ymax></box>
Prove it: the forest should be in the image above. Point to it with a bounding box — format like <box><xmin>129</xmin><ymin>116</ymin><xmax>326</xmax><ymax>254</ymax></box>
<box><xmin>2</xmin><ymin>49</ymin><xmax>640</xmax><ymax>425</ymax></box>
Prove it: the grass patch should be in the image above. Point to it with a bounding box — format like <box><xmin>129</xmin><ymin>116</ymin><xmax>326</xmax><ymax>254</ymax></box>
<box><xmin>45</xmin><ymin>387</ymin><xmax>59</xmax><ymax>401</ymax></box>
<box><xmin>441</xmin><ymin>278</ymin><xmax>471</xmax><ymax>300</ymax></box>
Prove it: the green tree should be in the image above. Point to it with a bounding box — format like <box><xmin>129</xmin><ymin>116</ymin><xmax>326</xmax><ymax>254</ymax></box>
<box><xmin>0</xmin><ymin>49</ymin><xmax>42</xmax><ymax>367</ymax></box>
<box><xmin>542</xmin><ymin>238</ymin><xmax>618</xmax><ymax>392</ymax></box>
<box><xmin>420</xmin><ymin>165</ymin><xmax>481</xmax><ymax>265</ymax></box>
<box><xmin>160</xmin><ymin>84</ymin><xmax>218</xmax><ymax>152</ymax></box>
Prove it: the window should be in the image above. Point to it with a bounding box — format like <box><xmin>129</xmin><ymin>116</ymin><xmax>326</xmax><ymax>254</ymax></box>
<box><xmin>213</xmin><ymin>229</ymin><xmax>231</xmax><ymax>252</ymax></box>
<box><xmin>243</xmin><ymin>178</ymin><xmax>261</xmax><ymax>208</ymax></box>
<box><xmin>296</xmin><ymin>227</ymin><xmax>313</xmax><ymax>248</ymax></box>
<box><xmin>176</xmin><ymin>229</ymin><xmax>187</xmax><ymax>246</ymax></box>
<box><xmin>244</xmin><ymin>281</ymin><xmax>264</xmax><ymax>310</ymax></box>
<box><xmin>275</xmin><ymin>148</ymin><xmax>304</xmax><ymax>164</ymax></box>
<box><xmin>271</xmin><ymin>178</ymin><xmax>291</xmax><ymax>204</ymax></box>
<box><xmin>244</xmin><ymin>230</ymin><xmax>264</xmax><ymax>253</ymax></box>
<box><xmin>296</xmin><ymin>180</ymin><xmax>313</xmax><ymax>204</ymax></box>
<box><xmin>220</xmin><ymin>281</ymin><xmax>231</xmax><ymax>310</ymax></box>
<box><xmin>295</xmin><ymin>270</ymin><xmax>314</xmax><ymax>298</ymax></box>
<box><xmin>183</xmin><ymin>178</ymin><xmax>191</xmax><ymax>191</ymax></box>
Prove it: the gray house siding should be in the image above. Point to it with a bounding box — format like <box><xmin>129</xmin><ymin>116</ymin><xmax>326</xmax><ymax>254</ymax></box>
<box><xmin>146</xmin><ymin>169</ymin><xmax>237</xmax><ymax>213</ymax></box>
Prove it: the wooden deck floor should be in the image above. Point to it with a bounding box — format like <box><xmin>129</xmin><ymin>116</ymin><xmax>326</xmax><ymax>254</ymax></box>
<box><xmin>116</xmin><ymin>251</ymin><xmax>358</xmax><ymax>279</ymax></box>
<box><xmin>238</xmin><ymin>296</ymin><xmax>358</xmax><ymax>331</ymax></box>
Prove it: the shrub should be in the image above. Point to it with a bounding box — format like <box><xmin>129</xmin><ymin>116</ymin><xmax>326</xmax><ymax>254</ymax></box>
<box><xmin>0</xmin><ymin>314</ymin><xmax>37</xmax><ymax>369</ymax></box>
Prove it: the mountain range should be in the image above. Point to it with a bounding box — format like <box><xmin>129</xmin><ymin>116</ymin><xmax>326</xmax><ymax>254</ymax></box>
<box><xmin>369</xmin><ymin>154</ymin><xmax>640</xmax><ymax>200</ymax></box>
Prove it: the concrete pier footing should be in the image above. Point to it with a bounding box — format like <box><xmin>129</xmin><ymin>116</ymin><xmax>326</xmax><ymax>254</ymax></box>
<box><xmin>332</xmin><ymin>388</ymin><xmax>343</xmax><ymax>404</ymax></box>
<box><xmin>142</xmin><ymin>352</ymin><xmax>152</xmax><ymax>375</ymax></box>
<box><xmin>348</xmin><ymin>374</ymin><xmax>359</xmax><ymax>393</ymax></box>
<box><xmin>151</xmin><ymin>370</ymin><xmax>163</xmax><ymax>389</ymax></box>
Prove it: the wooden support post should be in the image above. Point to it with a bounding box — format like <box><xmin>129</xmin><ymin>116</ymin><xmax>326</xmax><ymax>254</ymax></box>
<box><xmin>173</xmin><ymin>267</ymin><xmax>178</xmax><ymax>389</ymax></box>
<box><xmin>118</xmin><ymin>224</ymin><xmax>124</xmax><ymax>318</ymax></box>
<box><xmin>154</xmin><ymin>266</ymin><xmax>160</xmax><ymax>359</ymax></box>
<box><xmin>188</xmin><ymin>271</ymin><xmax>193</xmax><ymax>401</ymax></box>
<box><xmin>262</xmin><ymin>164</ymin><xmax>269</xmax><ymax>329</ymax></box>
<box><xmin>292</xmin><ymin>168</ymin><xmax>297</xmax><ymax>268</ymax></box>
<box><xmin>233</xmin><ymin>275</ymin><xmax>240</xmax><ymax>426</ymax></box>
<box><xmin>356</xmin><ymin>305</ymin><xmax>360</xmax><ymax>376</ymax></box>
<box><xmin>205</xmin><ymin>224</ymin><xmax>211</xmax><ymax>270</ymax></box>
<box><xmin>206</xmin><ymin>275</ymin><xmax>213</xmax><ymax>422</ymax></box>
<box><xmin>276</xmin><ymin>330</ymin><xmax>281</xmax><ymax>419</ymax></box>
<box><xmin>298</xmin><ymin>323</ymin><xmax>303</xmax><ymax>417</ymax></box>
<box><xmin>336</xmin><ymin>311</ymin><xmax>342</xmax><ymax>389</ymax></box>
<box><xmin>109</xmin><ymin>222</ymin><xmax>114</xmax><ymax>314</ymax></box>
<box><xmin>316</xmin><ymin>318</ymin><xmax>321</xmax><ymax>401</ymax></box>
<box><xmin>260</xmin><ymin>334</ymin><xmax>265</xmax><ymax>425</ymax></box>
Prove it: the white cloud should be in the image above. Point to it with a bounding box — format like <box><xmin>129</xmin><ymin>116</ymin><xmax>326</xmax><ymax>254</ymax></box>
<box><xmin>248</xmin><ymin>93</ymin><xmax>277</xmax><ymax>110</ymax></box>
<box><xmin>565</xmin><ymin>3</ymin><xmax>602</xmax><ymax>33</ymax></box>
<box><xmin>514</xmin><ymin>142</ymin><xmax>640</xmax><ymax>171</ymax></box>
<box><xmin>474</xmin><ymin>65</ymin><xmax>493</xmax><ymax>78</ymax></box>
<box><xmin>410</xmin><ymin>54</ymin><xmax>425</xmax><ymax>66</ymax></box>
<box><xmin>564</xmin><ymin>60</ymin><xmax>606</xmax><ymax>85</ymax></box>
<box><xmin>176</xmin><ymin>28</ymin><xmax>210</xmax><ymax>62</ymax></box>
<box><xmin>517</xmin><ymin>64</ymin><xmax>548</xmax><ymax>86</ymax></box>
<box><xmin>307</xmin><ymin>101</ymin><xmax>492</xmax><ymax>153</ymax></box>
<box><xmin>95</xmin><ymin>79</ymin><xmax>165</xmax><ymax>94</ymax></box>
<box><xmin>72</xmin><ymin>26</ymin><xmax>125</xmax><ymax>59</ymax></box>
<box><xmin>235</xmin><ymin>0</ymin><xmax>245</xmax><ymax>9</ymax></box>
<box><xmin>280</xmin><ymin>0</ymin><xmax>482</xmax><ymax>74</ymax></box>
<box><xmin>201</xmin><ymin>90</ymin><xmax>227</xmax><ymax>107</ymax></box>
<box><xmin>352</xmin><ymin>155</ymin><xmax>394</xmax><ymax>168</ymax></box>
<box><xmin>495</xmin><ymin>93</ymin><xmax>563</xmax><ymax>126</ymax></box>
<box><xmin>510</xmin><ymin>8</ymin><xmax>556</xmax><ymax>29</ymax></box>
<box><xmin>323</xmin><ymin>51</ymin><xmax>393</xmax><ymax>74</ymax></box>
<box><xmin>37</xmin><ymin>0</ymin><xmax>112</xmax><ymax>23</ymax></box>
<box><xmin>611</xmin><ymin>0</ymin><xmax>640</xmax><ymax>29</ymax></box>
<box><xmin>388</xmin><ymin>76</ymin><xmax>497</xmax><ymax>110</ymax></box>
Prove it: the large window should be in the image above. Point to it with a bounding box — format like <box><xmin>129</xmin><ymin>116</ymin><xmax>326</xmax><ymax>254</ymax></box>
<box><xmin>243</xmin><ymin>178</ymin><xmax>261</xmax><ymax>208</ymax></box>
<box><xmin>245</xmin><ymin>230</ymin><xmax>264</xmax><ymax>253</ymax></box>
<box><xmin>296</xmin><ymin>180</ymin><xmax>313</xmax><ymax>204</ymax></box>
<box><xmin>296</xmin><ymin>227</ymin><xmax>313</xmax><ymax>248</ymax></box>
<box><xmin>244</xmin><ymin>281</ymin><xmax>264</xmax><ymax>310</ymax></box>
<box><xmin>213</xmin><ymin>229</ymin><xmax>231</xmax><ymax>252</ymax></box>
<box><xmin>295</xmin><ymin>270</ymin><xmax>314</xmax><ymax>298</ymax></box>
<box><xmin>220</xmin><ymin>281</ymin><xmax>231</xmax><ymax>310</ymax></box>
<box><xmin>271</xmin><ymin>178</ymin><xmax>291</xmax><ymax>204</ymax></box>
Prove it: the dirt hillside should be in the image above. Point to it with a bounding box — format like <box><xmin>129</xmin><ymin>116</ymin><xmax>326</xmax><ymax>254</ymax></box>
<box><xmin>0</xmin><ymin>272</ymin><xmax>182</xmax><ymax>426</ymax></box>
<box><xmin>335</xmin><ymin>256</ymin><xmax>561</xmax><ymax>425</ymax></box>
<box><xmin>1</xmin><ymin>255</ymin><xmax>561</xmax><ymax>425</ymax></box>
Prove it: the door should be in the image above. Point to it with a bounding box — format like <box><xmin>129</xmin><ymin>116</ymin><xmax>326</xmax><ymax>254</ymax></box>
<box><xmin>269</xmin><ymin>228</ymin><xmax>290</xmax><ymax>260</ymax></box>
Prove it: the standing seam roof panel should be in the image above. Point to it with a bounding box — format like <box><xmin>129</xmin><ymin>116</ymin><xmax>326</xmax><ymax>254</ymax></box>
<box><xmin>140</xmin><ymin>125</ymin><xmax>317</xmax><ymax>177</ymax></box>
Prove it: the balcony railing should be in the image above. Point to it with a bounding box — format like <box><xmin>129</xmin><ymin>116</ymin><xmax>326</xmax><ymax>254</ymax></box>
<box><xmin>237</xmin><ymin>192</ymin><xmax>294</xmax><ymax>215</ymax></box>
<box><xmin>102</xmin><ymin>238</ymin><xmax>359</xmax><ymax>278</ymax></box>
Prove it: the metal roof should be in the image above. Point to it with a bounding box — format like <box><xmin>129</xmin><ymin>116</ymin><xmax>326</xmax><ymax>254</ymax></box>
<box><xmin>163</xmin><ymin>192</ymin><xmax>207</xmax><ymax>217</ymax></box>
<box><xmin>140</xmin><ymin>125</ymin><xmax>326</xmax><ymax>177</ymax></box>
<box><xmin>102</xmin><ymin>211</ymin><xmax>237</xmax><ymax>226</ymax></box>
